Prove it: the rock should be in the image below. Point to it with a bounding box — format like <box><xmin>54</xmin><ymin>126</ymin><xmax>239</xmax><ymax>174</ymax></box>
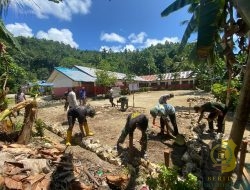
<box><xmin>181</xmin><ymin>151</ymin><xmax>190</xmax><ymax>162</ymax></box>
<box><xmin>0</xmin><ymin>152</ymin><xmax>15</xmax><ymax>173</ymax></box>
<box><xmin>19</xmin><ymin>159</ymin><xmax>51</xmax><ymax>174</ymax></box>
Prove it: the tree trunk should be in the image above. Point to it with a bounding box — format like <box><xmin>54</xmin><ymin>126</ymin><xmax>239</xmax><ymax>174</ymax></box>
<box><xmin>230</xmin><ymin>0</ymin><xmax>250</xmax><ymax>161</ymax></box>
<box><xmin>230</xmin><ymin>34</ymin><xmax>250</xmax><ymax>157</ymax></box>
<box><xmin>214</xmin><ymin>33</ymin><xmax>250</xmax><ymax>190</ymax></box>
<box><xmin>233</xmin><ymin>0</ymin><xmax>250</xmax><ymax>27</ymax></box>
<box><xmin>17</xmin><ymin>102</ymin><xmax>37</xmax><ymax>144</ymax></box>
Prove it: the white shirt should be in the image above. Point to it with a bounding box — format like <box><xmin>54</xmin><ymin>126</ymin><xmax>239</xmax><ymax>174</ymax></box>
<box><xmin>67</xmin><ymin>90</ymin><xmax>78</xmax><ymax>108</ymax></box>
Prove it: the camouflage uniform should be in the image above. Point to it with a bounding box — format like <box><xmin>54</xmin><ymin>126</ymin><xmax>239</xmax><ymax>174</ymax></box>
<box><xmin>117</xmin><ymin>112</ymin><xmax>148</xmax><ymax>155</ymax></box>
<box><xmin>117</xmin><ymin>96</ymin><xmax>128</xmax><ymax>111</ymax></box>
<box><xmin>66</xmin><ymin>106</ymin><xmax>95</xmax><ymax>145</ymax></box>
<box><xmin>195</xmin><ymin>102</ymin><xmax>228</xmax><ymax>133</ymax></box>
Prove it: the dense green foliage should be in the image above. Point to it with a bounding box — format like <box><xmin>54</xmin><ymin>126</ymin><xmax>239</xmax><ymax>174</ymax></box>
<box><xmin>211</xmin><ymin>80</ymin><xmax>241</xmax><ymax>111</ymax></box>
<box><xmin>0</xmin><ymin>36</ymin><xmax>245</xmax><ymax>97</ymax></box>
<box><xmin>146</xmin><ymin>165</ymin><xmax>200</xmax><ymax>190</ymax></box>
<box><xmin>7</xmin><ymin>37</ymin><xmax>195</xmax><ymax>80</ymax></box>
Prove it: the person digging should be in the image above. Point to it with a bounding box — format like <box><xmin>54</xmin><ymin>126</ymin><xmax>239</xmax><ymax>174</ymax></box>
<box><xmin>116</xmin><ymin>112</ymin><xmax>149</xmax><ymax>159</ymax></box>
<box><xmin>194</xmin><ymin>102</ymin><xmax>228</xmax><ymax>133</ymax></box>
<box><xmin>158</xmin><ymin>93</ymin><xmax>174</xmax><ymax>136</ymax></box>
<box><xmin>117</xmin><ymin>96</ymin><xmax>129</xmax><ymax>111</ymax></box>
<box><xmin>150</xmin><ymin>103</ymin><xmax>179</xmax><ymax>137</ymax></box>
<box><xmin>66</xmin><ymin>105</ymin><xmax>96</xmax><ymax>146</ymax></box>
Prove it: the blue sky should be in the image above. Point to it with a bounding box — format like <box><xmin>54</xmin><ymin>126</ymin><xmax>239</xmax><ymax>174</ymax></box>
<box><xmin>3</xmin><ymin>0</ymin><xmax>193</xmax><ymax>52</ymax></box>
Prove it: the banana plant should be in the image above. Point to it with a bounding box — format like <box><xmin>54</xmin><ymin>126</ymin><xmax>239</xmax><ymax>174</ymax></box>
<box><xmin>161</xmin><ymin>0</ymin><xmax>200</xmax><ymax>53</ymax></box>
<box><xmin>162</xmin><ymin>0</ymin><xmax>250</xmax><ymax>184</ymax></box>
<box><xmin>161</xmin><ymin>0</ymin><xmax>226</xmax><ymax>58</ymax></box>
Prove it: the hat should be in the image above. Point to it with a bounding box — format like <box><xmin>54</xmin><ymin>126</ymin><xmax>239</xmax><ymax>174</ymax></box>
<box><xmin>150</xmin><ymin>107</ymin><xmax>158</xmax><ymax>117</ymax></box>
<box><xmin>86</xmin><ymin>106</ymin><xmax>96</xmax><ymax>118</ymax></box>
<box><xmin>150</xmin><ymin>104</ymin><xmax>165</xmax><ymax>117</ymax></box>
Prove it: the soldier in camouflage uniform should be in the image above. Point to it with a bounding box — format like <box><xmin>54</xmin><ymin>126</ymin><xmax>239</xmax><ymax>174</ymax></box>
<box><xmin>66</xmin><ymin>105</ymin><xmax>96</xmax><ymax>146</ymax></box>
<box><xmin>117</xmin><ymin>112</ymin><xmax>149</xmax><ymax>158</ymax></box>
<box><xmin>194</xmin><ymin>102</ymin><xmax>228</xmax><ymax>133</ymax></box>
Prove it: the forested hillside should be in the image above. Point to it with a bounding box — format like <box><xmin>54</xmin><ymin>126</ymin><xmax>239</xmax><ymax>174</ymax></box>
<box><xmin>6</xmin><ymin>37</ymin><xmax>195</xmax><ymax>85</ymax></box>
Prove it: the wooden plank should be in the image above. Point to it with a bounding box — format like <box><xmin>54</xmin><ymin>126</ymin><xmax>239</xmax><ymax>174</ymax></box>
<box><xmin>164</xmin><ymin>150</ymin><xmax>171</xmax><ymax>167</ymax></box>
<box><xmin>243</xmin><ymin>167</ymin><xmax>250</xmax><ymax>185</ymax></box>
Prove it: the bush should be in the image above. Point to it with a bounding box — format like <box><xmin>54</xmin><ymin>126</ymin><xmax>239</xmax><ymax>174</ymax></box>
<box><xmin>146</xmin><ymin>165</ymin><xmax>200</xmax><ymax>190</ymax></box>
<box><xmin>211</xmin><ymin>81</ymin><xmax>240</xmax><ymax>111</ymax></box>
<box><xmin>33</xmin><ymin>119</ymin><xmax>45</xmax><ymax>137</ymax></box>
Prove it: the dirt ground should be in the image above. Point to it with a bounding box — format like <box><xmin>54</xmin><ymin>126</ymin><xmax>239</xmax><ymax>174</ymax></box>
<box><xmin>36</xmin><ymin>90</ymin><xmax>250</xmax><ymax>166</ymax></box>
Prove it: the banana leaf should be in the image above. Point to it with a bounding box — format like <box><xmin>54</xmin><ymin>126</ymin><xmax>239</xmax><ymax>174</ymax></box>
<box><xmin>197</xmin><ymin>0</ymin><xmax>225</xmax><ymax>58</ymax></box>
<box><xmin>161</xmin><ymin>0</ymin><xmax>194</xmax><ymax>17</ymax></box>
<box><xmin>0</xmin><ymin>19</ymin><xmax>21</xmax><ymax>50</ymax></box>
<box><xmin>178</xmin><ymin>13</ymin><xmax>198</xmax><ymax>53</ymax></box>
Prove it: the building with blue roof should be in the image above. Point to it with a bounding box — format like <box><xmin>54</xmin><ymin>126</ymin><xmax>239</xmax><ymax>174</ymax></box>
<box><xmin>47</xmin><ymin>67</ymin><xmax>97</xmax><ymax>98</ymax></box>
<box><xmin>47</xmin><ymin>65</ymin><xmax>195</xmax><ymax>98</ymax></box>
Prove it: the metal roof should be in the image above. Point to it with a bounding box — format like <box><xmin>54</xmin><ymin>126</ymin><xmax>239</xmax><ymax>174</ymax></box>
<box><xmin>164</xmin><ymin>71</ymin><xmax>195</xmax><ymax>80</ymax></box>
<box><xmin>55</xmin><ymin>67</ymin><xmax>96</xmax><ymax>82</ymax></box>
<box><xmin>140</xmin><ymin>71</ymin><xmax>195</xmax><ymax>81</ymax></box>
<box><xmin>74</xmin><ymin>65</ymin><xmax>148</xmax><ymax>81</ymax></box>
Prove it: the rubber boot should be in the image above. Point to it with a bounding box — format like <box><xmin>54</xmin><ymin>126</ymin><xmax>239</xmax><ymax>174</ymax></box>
<box><xmin>66</xmin><ymin>130</ymin><xmax>72</xmax><ymax>146</ymax></box>
<box><xmin>83</xmin><ymin>122</ymin><xmax>94</xmax><ymax>136</ymax></box>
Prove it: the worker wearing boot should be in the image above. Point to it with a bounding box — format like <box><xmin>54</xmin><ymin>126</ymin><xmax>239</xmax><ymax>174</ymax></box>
<box><xmin>117</xmin><ymin>112</ymin><xmax>149</xmax><ymax>158</ymax></box>
<box><xmin>66</xmin><ymin>105</ymin><xmax>96</xmax><ymax>146</ymax></box>
<box><xmin>150</xmin><ymin>103</ymin><xmax>179</xmax><ymax>136</ymax></box>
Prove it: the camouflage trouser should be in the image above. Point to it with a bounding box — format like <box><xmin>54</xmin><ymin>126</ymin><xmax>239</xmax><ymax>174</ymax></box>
<box><xmin>208</xmin><ymin>112</ymin><xmax>226</xmax><ymax>133</ymax></box>
<box><xmin>117</xmin><ymin>127</ymin><xmax>148</xmax><ymax>153</ymax></box>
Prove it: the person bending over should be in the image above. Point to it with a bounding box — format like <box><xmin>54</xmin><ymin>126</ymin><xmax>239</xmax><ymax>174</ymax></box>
<box><xmin>194</xmin><ymin>102</ymin><xmax>227</xmax><ymax>133</ymax></box>
<box><xmin>66</xmin><ymin>105</ymin><xmax>96</xmax><ymax>146</ymax></box>
<box><xmin>117</xmin><ymin>112</ymin><xmax>149</xmax><ymax>158</ymax></box>
<box><xmin>150</xmin><ymin>103</ymin><xmax>179</xmax><ymax>136</ymax></box>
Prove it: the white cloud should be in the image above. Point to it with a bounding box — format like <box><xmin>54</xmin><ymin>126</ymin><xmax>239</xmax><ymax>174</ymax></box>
<box><xmin>99</xmin><ymin>45</ymin><xmax>123</xmax><ymax>53</ymax></box>
<box><xmin>99</xmin><ymin>44</ymin><xmax>136</xmax><ymax>52</ymax></box>
<box><xmin>99</xmin><ymin>33</ymin><xmax>179</xmax><ymax>52</ymax></box>
<box><xmin>144</xmin><ymin>37</ymin><xmax>179</xmax><ymax>48</ymax></box>
<box><xmin>122</xmin><ymin>44</ymin><xmax>136</xmax><ymax>52</ymax></box>
<box><xmin>10</xmin><ymin>0</ymin><xmax>92</xmax><ymax>21</ymax></box>
<box><xmin>36</xmin><ymin>28</ymin><xmax>79</xmax><ymax>48</ymax></box>
<box><xmin>100</xmin><ymin>33</ymin><xmax>126</xmax><ymax>43</ymax></box>
<box><xmin>6</xmin><ymin>23</ymin><xmax>33</xmax><ymax>37</ymax></box>
<box><xmin>128</xmin><ymin>32</ymin><xmax>147</xmax><ymax>44</ymax></box>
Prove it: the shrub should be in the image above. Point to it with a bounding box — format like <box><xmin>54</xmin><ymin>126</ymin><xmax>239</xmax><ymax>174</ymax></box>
<box><xmin>33</xmin><ymin>119</ymin><xmax>46</xmax><ymax>137</ymax></box>
<box><xmin>146</xmin><ymin>165</ymin><xmax>200</xmax><ymax>190</ymax></box>
<box><xmin>211</xmin><ymin>81</ymin><xmax>240</xmax><ymax>111</ymax></box>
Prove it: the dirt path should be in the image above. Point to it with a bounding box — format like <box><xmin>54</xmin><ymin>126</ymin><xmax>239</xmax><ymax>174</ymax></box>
<box><xmin>37</xmin><ymin>90</ymin><xmax>250</xmax><ymax>165</ymax></box>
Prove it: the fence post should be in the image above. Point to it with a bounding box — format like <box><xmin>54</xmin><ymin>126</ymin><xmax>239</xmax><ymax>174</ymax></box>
<box><xmin>164</xmin><ymin>149</ymin><xmax>171</xmax><ymax>167</ymax></box>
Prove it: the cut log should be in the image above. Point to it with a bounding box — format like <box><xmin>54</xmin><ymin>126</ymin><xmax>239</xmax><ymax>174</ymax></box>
<box><xmin>17</xmin><ymin>102</ymin><xmax>37</xmax><ymax>144</ymax></box>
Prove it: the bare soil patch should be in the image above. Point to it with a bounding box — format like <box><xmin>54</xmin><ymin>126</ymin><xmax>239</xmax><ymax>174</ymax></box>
<box><xmin>37</xmin><ymin>90</ymin><xmax>250</xmax><ymax>165</ymax></box>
